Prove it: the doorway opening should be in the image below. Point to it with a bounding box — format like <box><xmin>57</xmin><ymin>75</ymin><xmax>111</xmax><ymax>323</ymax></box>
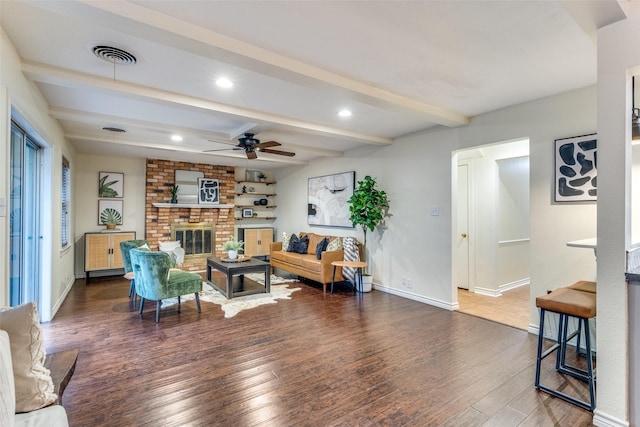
<box><xmin>453</xmin><ymin>139</ymin><xmax>530</xmax><ymax>330</ymax></box>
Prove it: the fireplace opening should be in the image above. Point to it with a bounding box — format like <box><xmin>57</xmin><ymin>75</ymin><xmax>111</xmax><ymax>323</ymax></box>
<box><xmin>171</xmin><ymin>223</ymin><xmax>215</xmax><ymax>258</ymax></box>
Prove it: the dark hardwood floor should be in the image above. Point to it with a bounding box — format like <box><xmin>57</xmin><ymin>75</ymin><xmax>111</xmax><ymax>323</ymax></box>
<box><xmin>42</xmin><ymin>275</ymin><xmax>594</xmax><ymax>426</ymax></box>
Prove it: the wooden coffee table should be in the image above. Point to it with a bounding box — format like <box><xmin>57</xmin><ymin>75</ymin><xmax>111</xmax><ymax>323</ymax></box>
<box><xmin>206</xmin><ymin>256</ymin><xmax>271</xmax><ymax>299</ymax></box>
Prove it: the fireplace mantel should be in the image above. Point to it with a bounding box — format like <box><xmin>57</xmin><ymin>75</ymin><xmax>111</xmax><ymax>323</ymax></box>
<box><xmin>152</xmin><ymin>203</ymin><xmax>234</xmax><ymax>209</ymax></box>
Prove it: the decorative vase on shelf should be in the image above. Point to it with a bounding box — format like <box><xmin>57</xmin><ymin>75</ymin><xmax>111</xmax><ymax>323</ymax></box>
<box><xmin>171</xmin><ymin>198</ymin><xmax>178</xmax><ymax>204</ymax></box>
<box><xmin>227</xmin><ymin>250</ymin><xmax>238</xmax><ymax>260</ymax></box>
<box><xmin>105</xmin><ymin>223</ymin><xmax>116</xmax><ymax>230</ymax></box>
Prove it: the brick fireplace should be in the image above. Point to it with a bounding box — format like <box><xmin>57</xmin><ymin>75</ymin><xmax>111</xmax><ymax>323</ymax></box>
<box><xmin>145</xmin><ymin>159</ymin><xmax>235</xmax><ymax>272</ymax></box>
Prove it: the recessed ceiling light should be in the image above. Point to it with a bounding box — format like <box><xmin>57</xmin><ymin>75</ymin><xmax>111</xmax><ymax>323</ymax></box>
<box><xmin>171</xmin><ymin>135</ymin><xmax>183</xmax><ymax>142</ymax></box>
<box><xmin>338</xmin><ymin>109</ymin><xmax>352</xmax><ymax>118</ymax></box>
<box><xmin>216</xmin><ymin>77</ymin><xmax>233</xmax><ymax>88</ymax></box>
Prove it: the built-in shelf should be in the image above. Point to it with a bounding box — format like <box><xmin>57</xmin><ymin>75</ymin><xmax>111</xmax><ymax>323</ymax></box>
<box><xmin>153</xmin><ymin>203</ymin><xmax>235</xmax><ymax>209</ymax></box>
<box><xmin>235</xmin><ymin>205</ymin><xmax>277</xmax><ymax>209</ymax></box>
<box><xmin>236</xmin><ymin>180</ymin><xmax>276</xmax><ymax>185</ymax></box>
<box><xmin>235</xmin><ymin>193</ymin><xmax>276</xmax><ymax>197</ymax></box>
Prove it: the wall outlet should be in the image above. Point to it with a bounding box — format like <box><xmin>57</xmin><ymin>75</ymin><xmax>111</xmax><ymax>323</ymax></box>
<box><xmin>430</xmin><ymin>207</ymin><xmax>440</xmax><ymax>216</ymax></box>
<box><xmin>402</xmin><ymin>277</ymin><xmax>412</xmax><ymax>288</ymax></box>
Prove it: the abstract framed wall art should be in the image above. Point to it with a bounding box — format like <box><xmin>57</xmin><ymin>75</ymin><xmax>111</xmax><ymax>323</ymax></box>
<box><xmin>307</xmin><ymin>171</ymin><xmax>355</xmax><ymax>227</ymax></box>
<box><xmin>198</xmin><ymin>178</ymin><xmax>220</xmax><ymax>204</ymax></box>
<box><xmin>554</xmin><ymin>133</ymin><xmax>597</xmax><ymax>202</ymax></box>
<box><xmin>98</xmin><ymin>172</ymin><xmax>123</xmax><ymax>198</ymax></box>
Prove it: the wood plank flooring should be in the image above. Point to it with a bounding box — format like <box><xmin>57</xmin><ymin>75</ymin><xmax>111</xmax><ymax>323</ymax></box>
<box><xmin>457</xmin><ymin>285</ymin><xmax>531</xmax><ymax>331</ymax></box>
<box><xmin>41</xmin><ymin>276</ymin><xmax>593</xmax><ymax>426</ymax></box>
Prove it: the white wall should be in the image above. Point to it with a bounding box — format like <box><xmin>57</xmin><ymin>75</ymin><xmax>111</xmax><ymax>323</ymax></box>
<box><xmin>594</xmin><ymin>12</ymin><xmax>640</xmax><ymax>426</ymax></box>
<box><xmin>276</xmin><ymin>86</ymin><xmax>597</xmax><ymax>315</ymax></box>
<box><xmin>73</xmin><ymin>154</ymin><xmax>147</xmax><ymax>278</ymax></box>
<box><xmin>0</xmin><ymin>28</ymin><xmax>76</xmax><ymax>318</ymax></box>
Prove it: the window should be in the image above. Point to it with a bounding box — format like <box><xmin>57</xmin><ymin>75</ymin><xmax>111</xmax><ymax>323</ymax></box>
<box><xmin>61</xmin><ymin>156</ymin><xmax>70</xmax><ymax>247</ymax></box>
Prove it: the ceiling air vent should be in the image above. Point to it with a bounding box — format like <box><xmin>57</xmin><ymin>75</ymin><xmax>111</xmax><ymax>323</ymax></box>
<box><xmin>102</xmin><ymin>127</ymin><xmax>126</xmax><ymax>133</ymax></box>
<box><xmin>93</xmin><ymin>45</ymin><xmax>137</xmax><ymax>65</ymax></box>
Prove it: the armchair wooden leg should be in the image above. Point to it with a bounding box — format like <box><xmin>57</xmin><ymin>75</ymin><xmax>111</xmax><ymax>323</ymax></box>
<box><xmin>139</xmin><ymin>298</ymin><xmax>145</xmax><ymax>314</ymax></box>
<box><xmin>195</xmin><ymin>293</ymin><xmax>201</xmax><ymax>313</ymax></box>
<box><xmin>156</xmin><ymin>300</ymin><xmax>161</xmax><ymax>323</ymax></box>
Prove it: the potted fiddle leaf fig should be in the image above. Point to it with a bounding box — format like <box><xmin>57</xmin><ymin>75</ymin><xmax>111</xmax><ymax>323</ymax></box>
<box><xmin>348</xmin><ymin>175</ymin><xmax>390</xmax><ymax>291</ymax></box>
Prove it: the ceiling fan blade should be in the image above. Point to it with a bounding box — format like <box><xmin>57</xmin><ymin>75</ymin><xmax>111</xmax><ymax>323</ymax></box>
<box><xmin>255</xmin><ymin>140</ymin><xmax>280</xmax><ymax>149</ymax></box>
<box><xmin>208</xmin><ymin>139</ymin><xmax>238</xmax><ymax>146</ymax></box>
<box><xmin>246</xmin><ymin>150</ymin><xmax>258</xmax><ymax>160</ymax></box>
<box><xmin>204</xmin><ymin>147</ymin><xmax>242</xmax><ymax>153</ymax></box>
<box><xmin>259</xmin><ymin>148</ymin><xmax>295</xmax><ymax>157</ymax></box>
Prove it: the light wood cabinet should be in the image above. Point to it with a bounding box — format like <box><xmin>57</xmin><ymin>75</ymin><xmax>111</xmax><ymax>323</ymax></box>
<box><xmin>84</xmin><ymin>231</ymin><xmax>135</xmax><ymax>282</ymax></box>
<box><xmin>240</xmin><ymin>228</ymin><xmax>273</xmax><ymax>257</ymax></box>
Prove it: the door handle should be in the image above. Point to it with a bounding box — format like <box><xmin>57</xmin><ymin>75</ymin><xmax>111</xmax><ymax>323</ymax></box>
<box><xmin>461</xmin><ymin>233</ymin><xmax>467</xmax><ymax>238</ymax></box>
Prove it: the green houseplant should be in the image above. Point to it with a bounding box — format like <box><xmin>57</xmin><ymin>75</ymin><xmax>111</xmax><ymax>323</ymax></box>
<box><xmin>348</xmin><ymin>175</ymin><xmax>390</xmax><ymax>291</ymax></box>
<box><xmin>170</xmin><ymin>184</ymin><xmax>179</xmax><ymax>203</ymax></box>
<box><xmin>221</xmin><ymin>237</ymin><xmax>244</xmax><ymax>260</ymax></box>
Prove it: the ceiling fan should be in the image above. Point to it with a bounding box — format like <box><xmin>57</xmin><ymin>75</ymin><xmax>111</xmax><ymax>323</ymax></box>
<box><xmin>205</xmin><ymin>133</ymin><xmax>295</xmax><ymax>159</ymax></box>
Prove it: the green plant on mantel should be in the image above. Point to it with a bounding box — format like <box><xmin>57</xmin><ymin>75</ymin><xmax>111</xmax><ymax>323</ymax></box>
<box><xmin>348</xmin><ymin>175</ymin><xmax>390</xmax><ymax>250</ymax></box>
<box><xmin>170</xmin><ymin>184</ymin><xmax>179</xmax><ymax>203</ymax></box>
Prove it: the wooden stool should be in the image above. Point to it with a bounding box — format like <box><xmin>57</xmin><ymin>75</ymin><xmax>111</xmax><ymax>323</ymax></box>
<box><xmin>567</xmin><ymin>280</ymin><xmax>596</xmax><ymax>293</ymax></box>
<box><xmin>535</xmin><ymin>287</ymin><xmax>596</xmax><ymax>411</ymax></box>
<box><xmin>566</xmin><ymin>281</ymin><xmax>596</xmax><ymax>356</ymax></box>
<box><xmin>330</xmin><ymin>261</ymin><xmax>367</xmax><ymax>293</ymax></box>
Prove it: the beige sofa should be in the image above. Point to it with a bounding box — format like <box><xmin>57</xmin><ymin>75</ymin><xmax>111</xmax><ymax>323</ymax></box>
<box><xmin>270</xmin><ymin>233</ymin><xmax>360</xmax><ymax>293</ymax></box>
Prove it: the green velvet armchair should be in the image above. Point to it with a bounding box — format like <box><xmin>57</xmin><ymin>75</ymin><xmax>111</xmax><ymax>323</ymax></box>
<box><xmin>120</xmin><ymin>239</ymin><xmax>150</xmax><ymax>308</ymax></box>
<box><xmin>129</xmin><ymin>248</ymin><xmax>202</xmax><ymax>322</ymax></box>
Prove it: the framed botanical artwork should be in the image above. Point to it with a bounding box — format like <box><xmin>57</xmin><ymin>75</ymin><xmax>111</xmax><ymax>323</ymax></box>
<box><xmin>242</xmin><ymin>208</ymin><xmax>253</xmax><ymax>218</ymax></box>
<box><xmin>307</xmin><ymin>171</ymin><xmax>355</xmax><ymax>227</ymax></box>
<box><xmin>554</xmin><ymin>133</ymin><xmax>597</xmax><ymax>202</ymax></box>
<box><xmin>198</xmin><ymin>178</ymin><xmax>220</xmax><ymax>204</ymax></box>
<box><xmin>98</xmin><ymin>200</ymin><xmax>123</xmax><ymax>225</ymax></box>
<box><xmin>98</xmin><ymin>172</ymin><xmax>124</xmax><ymax>198</ymax></box>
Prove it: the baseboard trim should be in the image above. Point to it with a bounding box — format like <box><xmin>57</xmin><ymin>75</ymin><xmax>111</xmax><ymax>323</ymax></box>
<box><xmin>499</xmin><ymin>278</ymin><xmax>530</xmax><ymax>293</ymax></box>
<box><xmin>474</xmin><ymin>286</ymin><xmax>502</xmax><ymax>297</ymax></box>
<box><xmin>374</xmin><ymin>284</ymin><xmax>458</xmax><ymax>311</ymax></box>
<box><xmin>528</xmin><ymin>324</ymin><xmax>540</xmax><ymax>335</ymax></box>
<box><xmin>51</xmin><ymin>275</ymin><xmax>75</xmax><ymax>321</ymax></box>
<box><xmin>593</xmin><ymin>409</ymin><xmax>630</xmax><ymax>427</ymax></box>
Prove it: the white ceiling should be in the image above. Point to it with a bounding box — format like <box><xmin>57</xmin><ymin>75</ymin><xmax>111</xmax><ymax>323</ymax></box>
<box><xmin>0</xmin><ymin>0</ymin><xmax>630</xmax><ymax>169</ymax></box>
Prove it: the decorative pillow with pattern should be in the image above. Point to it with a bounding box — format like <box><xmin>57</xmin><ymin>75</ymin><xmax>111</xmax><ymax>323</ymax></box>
<box><xmin>282</xmin><ymin>232</ymin><xmax>294</xmax><ymax>252</ymax></box>
<box><xmin>315</xmin><ymin>237</ymin><xmax>329</xmax><ymax>260</ymax></box>
<box><xmin>326</xmin><ymin>237</ymin><xmax>343</xmax><ymax>252</ymax></box>
<box><xmin>0</xmin><ymin>302</ymin><xmax>56</xmax><ymax>412</ymax></box>
<box><xmin>342</xmin><ymin>237</ymin><xmax>360</xmax><ymax>284</ymax></box>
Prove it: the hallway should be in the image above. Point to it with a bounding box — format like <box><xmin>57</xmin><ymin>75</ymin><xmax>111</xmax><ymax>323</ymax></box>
<box><xmin>457</xmin><ymin>285</ymin><xmax>530</xmax><ymax>330</ymax></box>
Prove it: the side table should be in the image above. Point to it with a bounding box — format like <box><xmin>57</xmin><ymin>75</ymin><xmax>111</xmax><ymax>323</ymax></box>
<box><xmin>331</xmin><ymin>260</ymin><xmax>368</xmax><ymax>293</ymax></box>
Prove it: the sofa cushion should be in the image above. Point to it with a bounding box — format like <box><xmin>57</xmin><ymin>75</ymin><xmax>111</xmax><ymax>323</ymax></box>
<box><xmin>300</xmin><ymin>255</ymin><xmax>323</xmax><ymax>272</ymax></box>
<box><xmin>304</xmin><ymin>233</ymin><xmax>329</xmax><ymax>255</ymax></box>
<box><xmin>0</xmin><ymin>330</ymin><xmax>16</xmax><ymax>427</ymax></box>
<box><xmin>326</xmin><ymin>237</ymin><xmax>343</xmax><ymax>251</ymax></box>
<box><xmin>15</xmin><ymin>404</ymin><xmax>69</xmax><ymax>427</ymax></box>
<box><xmin>315</xmin><ymin>237</ymin><xmax>329</xmax><ymax>259</ymax></box>
<box><xmin>0</xmin><ymin>303</ymin><xmax>56</xmax><ymax>413</ymax></box>
<box><xmin>274</xmin><ymin>250</ymin><xmax>305</xmax><ymax>267</ymax></box>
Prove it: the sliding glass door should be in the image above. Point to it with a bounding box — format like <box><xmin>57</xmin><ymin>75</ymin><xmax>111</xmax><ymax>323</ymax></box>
<box><xmin>10</xmin><ymin>121</ymin><xmax>42</xmax><ymax>307</ymax></box>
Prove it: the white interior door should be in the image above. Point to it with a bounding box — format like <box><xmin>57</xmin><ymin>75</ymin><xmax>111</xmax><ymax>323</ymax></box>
<box><xmin>456</xmin><ymin>163</ymin><xmax>470</xmax><ymax>290</ymax></box>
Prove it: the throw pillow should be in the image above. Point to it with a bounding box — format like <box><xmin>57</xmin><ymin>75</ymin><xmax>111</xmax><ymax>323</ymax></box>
<box><xmin>326</xmin><ymin>237</ymin><xmax>343</xmax><ymax>252</ymax></box>
<box><xmin>287</xmin><ymin>233</ymin><xmax>299</xmax><ymax>252</ymax></box>
<box><xmin>291</xmin><ymin>234</ymin><xmax>309</xmax><ymax>254</ymax></box>
<box><xmin>315</xmin><ymin>237</ymin><xmax>329</xmax><ymax>260</ymax></box>
<box><xmin>282</xmin><ymin>232</ymin><xmax>294</xmax><ymax>252</ymax></box>
<box><xmin>0</xmin><ymin>302</ymin><xmax>56</xmax><ymax>412</ymax></box>
<box><xmin>0</xmin><ymin>330</ymin><xmax>15</xmax><ymax>426</ymax></box>
<box><xmin>159</xmin><ymin>240</ymin><xmax>181</xmax><ymax>251</ymax></box>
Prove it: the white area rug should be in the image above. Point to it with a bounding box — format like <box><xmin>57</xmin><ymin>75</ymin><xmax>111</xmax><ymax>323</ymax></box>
<box><xmin>162</xmin><ymin>274</ymin><xmax>300</xmax><ymax>318</ymax></box>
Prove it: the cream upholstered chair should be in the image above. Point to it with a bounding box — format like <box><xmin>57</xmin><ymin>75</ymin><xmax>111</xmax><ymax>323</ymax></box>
<box><xmin>119</xmin><ymin>240</ymin><xmax>150</xmax><ymax>308</ymax></box>
<box><xmin>129</xmin><ymin>248</ymin><xmax>202</xmax><ymax>323</ymax></box>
